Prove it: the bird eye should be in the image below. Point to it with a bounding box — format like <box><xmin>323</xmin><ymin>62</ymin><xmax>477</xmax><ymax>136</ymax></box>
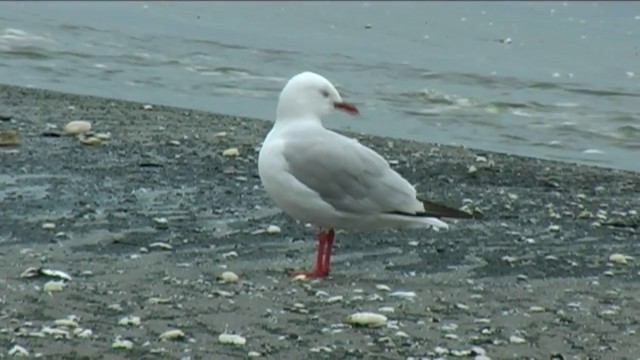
<box><xmin>320</xmin><ymin>89</ymin><xmax>330</xmax><ymax>98</ymax></box>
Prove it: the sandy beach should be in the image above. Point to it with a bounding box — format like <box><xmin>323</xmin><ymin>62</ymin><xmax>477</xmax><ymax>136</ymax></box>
<box><xmin>0</xmin><ymin>84</ymin><xmax>639</xmax><ymax>359</ymax></box>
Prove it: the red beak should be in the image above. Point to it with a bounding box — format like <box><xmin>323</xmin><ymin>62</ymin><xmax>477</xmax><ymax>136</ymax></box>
<box><xmin>334</xmin><ymin>102</ymin><xmax>359</xmax><ymax>116</ymax></box>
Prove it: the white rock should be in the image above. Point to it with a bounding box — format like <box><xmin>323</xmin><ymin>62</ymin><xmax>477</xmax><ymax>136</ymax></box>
<box><xmin>265</xmin><ymin>225</ymin><xmax>281</xmax><ymax>234</ymax></box>
<box><xmin>378</xmin><ymin>306</ymin><xmax>395</xmax><ymax>313</ymax></box>
<box><xmin>218</xmin><ymin>333</ymin><xmax>247</xmax><ymax>345</ymax></box>
<box><xmin>64</xmin><ymin>120</ymin><xmax>91</xmax><ymax>136</ymax></box>
<box><xmin>220</xmin><ymin>271</ymin><xmax>239</xmax><ymax>283</ymax></box>
<box><xmin>112</xmin><ymin>338</ymin><xmax>133</xmax><ymax>349</ymax></box>
<box><xmin>509</xmin><ymin>335</ymin><xmax>526</xmax><ymax>344</ymax></box>
<box><xmin>41</xmin><ymin>222</ymin><xmax>56</xmax><ymax>230</ymax></box>
<box><xmin>118</xmin><ymin>315</ymin><xmax>141</xmax><ymax>327</ymax></box>
<box><xmin>222</xmin><ymin>147</ymin><xmax>240</xmax><ymax>157</ymax></box>
<box><xmin>609</xmin><ymin>253</ymin><xmax>632</xmax><ymax>265</ymax></box>
<box><xmin>43</xmin><ymin>280</ymin><xmax>65</xmax><ymax>293</ymax></box>
<box><xmin>346</xmin><ymin>312</ymin><xmax>387</xmax><ymax>327</ymax></box>
<box><xmin>375</xmin><ymin>284</ymin><xmax>391</xmax><ymax>292</ymax></box>
<box><xmin>8</xmin><ymin>345</ymin><xmax>29</xmax><ymax>357</ymax></box>
<box><xmin>389</xmin><ymin>291</ymin><xmax>417</xmax><ymax>299</ymax></box>
<box><xmin>159</xmin><ymin>329</ymin><xmax>185</xmax><ymax>341</ymax></box>
<box><xmin>142</xmin><ymin>104</ymin><xmax>153</xmax><ymax>110</ymax></box>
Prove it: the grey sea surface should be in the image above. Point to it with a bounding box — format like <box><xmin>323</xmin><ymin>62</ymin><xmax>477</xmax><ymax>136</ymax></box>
<box><xmin>1</xmin><ymin>1</ymin><xmax>638</xmax><ymax>171</ymax></box>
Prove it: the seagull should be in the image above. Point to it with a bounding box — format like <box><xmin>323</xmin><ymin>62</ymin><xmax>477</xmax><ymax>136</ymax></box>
<box><xmin>258</xmin><ymin>71</ymin><xmax>476</xmax><ymax>278</ymax></box>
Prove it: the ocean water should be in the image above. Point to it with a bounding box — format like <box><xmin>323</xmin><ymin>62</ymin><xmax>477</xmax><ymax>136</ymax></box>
<box><xmin>1</xmin><ymin>1</ymin><xmax>638</xmax><ymax>171</ymax></box>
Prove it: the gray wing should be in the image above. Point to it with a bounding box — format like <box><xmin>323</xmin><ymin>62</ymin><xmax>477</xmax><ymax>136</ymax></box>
<box><xmin>282</xmin><ymin>131</ymin><xmax>422</xmax><ymax>215</ymax></box>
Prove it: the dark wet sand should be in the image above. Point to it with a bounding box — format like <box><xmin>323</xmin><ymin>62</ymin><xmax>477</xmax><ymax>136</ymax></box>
<box><xmin>1</xmin><ymin>84</ymin><xmax>639</xmax><ymax>359</ymax></box>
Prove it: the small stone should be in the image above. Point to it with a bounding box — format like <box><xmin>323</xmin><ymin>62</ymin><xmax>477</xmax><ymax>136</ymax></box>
<box><xmin>609</xmin><ymin>253</ymin><xmax>631</xmax><ymax>265</ymax></box>
<box><xmin>43</xmin><ymin>280</ymin><xmax>65</xmax><ymax>293</ymax></box>
<box><xmin>8</xmin><ymin>344</ymin><xmax>29</xmax><ymax>357</ymax></box>
<box><xmin>389</xmin><ymin>291</ymin><xmax>416</xmax><ymax>299</ymax></box>
<box><xmin>94</xmin><ymin>132</ymin><xmax>111</xmax><ymax>140</ymax></box>
<box><xmin>509</xmin><ymin>335</ymin><xmax>526</xmax><ymax>344</ymax></box>
<box><xmin>148</xmin><ymin>242</ymin><xmax>173</xmax><ymax>251</ymax></box>
<box><xmin>529</xmin><ymin>306</ymin><xmax>545</xmax><ymax>313</ymax></box>
<box><xmin>222</xmin><ymin>147</ymin><xmax>240</xmax><ymax>157</ymax></box>
<box><xmin>112</xmin><ymin>338</ymin><xmax>133</xmax><ymax>349</ymax></box>
<box><xmin>548</xmin><ymin>224</ymin><xmax>561</xmax><ymax>232</ymax></box>
<box><xmin>219</xmin><ymin>271</ymin><xmax>239</xmax><ymax>283</ymax></box>
<box><xmin>168</xmin><ymin>140</ymin><xmax>181</xmax><ymax>146</ymax></box>
<box><xmin>247</xmin><ymin>351</ymin><xmax>261</xmax><ymax>358</ymax></box>
<box><xmin>152</xmin><ymin>217</ymin><xmax>169</xmax><ymax>229</ymax></box>
<box><xmin>142</xmin><ymin>104</ymin><xmax>153</xmax><ymax>110</ymax></box>
<box><xmin>325</xmin><ymin>295</ymin><xmax>344</xmax><ymax>303</ymax></box>
<box><xmin>468</xmin><ymin>165</ymin><xmax>478</xmax><ymax>175</ymax></box>
<box><xmin>79</xmin><ymin>135</ymin><xmax>103</xmax><ymax>146</ymax></box>
<box><xmin>54</xmin><ymin>319</ymin><xmax>78</xmax><ymax>328</ymax></box>
<box><xmin>346</xmin><ymin>312</ymin><xmax>387</xmax><ymax>327</ymax></box>
<box><xmin>118</xmin><ymin>316</ymin><xmax>141</xmax><ymax>327</ymax></box>
<box><xmin>218</xmin><ymin>333</ymin><xmax>247</xmax><ymax>346</ymax></box>
<box><xmin>0</xmin><ymin>130</ymin><xmax>20</xmax><ymax>146</ymax></box>
<box><xmin>64</xmin><ymin>121</ymin><xmax>92</xmax><ymax>136</ymax></box>
<box><xmin>265</xmin><ymin>225</ymin><xmax>281</xmax><ymax>234</ymax></box>
<box><xmin>41</xmin><ymin>222</ymin><xmax>56</xmax><ymax>230</ymax></box>
<box><xmin>378</xmin><ymin>306</ymin><xmax>395</xmax><ymax>313</ymax></box>
<box><xmin>159</xmin><ymin>329</ymin><xmax>185</xmax><ymax>341</ymax></box>
<box><xmin>375</xmin><ymin>284</ymin><xmax>391</xmax><ymax>292</ymax></box>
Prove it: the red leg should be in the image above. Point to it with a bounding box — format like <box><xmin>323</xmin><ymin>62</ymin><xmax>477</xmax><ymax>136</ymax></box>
<box><xmin>322</xmin><ymin>229</ymin><xmax>335</xmax><ymax>275</ymax></box>
<box><xmin>292</xmin><ymin>230</ymin><xmax>333</xmax><ymax>278</ymax></box>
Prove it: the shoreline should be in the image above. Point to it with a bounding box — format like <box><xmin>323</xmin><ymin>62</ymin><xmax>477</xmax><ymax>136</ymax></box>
<box><xmin>1</xmin><ymin>83</ymin><xmax>639</xmax><ymax>359</ymax></box>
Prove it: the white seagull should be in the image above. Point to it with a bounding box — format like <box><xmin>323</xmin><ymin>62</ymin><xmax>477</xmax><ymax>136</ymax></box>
<box><xmin>258</xmin><ymin>71</ymin><xmax>477</xmax><ymax>278</ymax></box>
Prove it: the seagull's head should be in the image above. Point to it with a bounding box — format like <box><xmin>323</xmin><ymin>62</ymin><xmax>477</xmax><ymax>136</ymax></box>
<box><xmin>277</xmin><ymin>71</ymin><xmax>359</xmax><ymax>121</ymax></box>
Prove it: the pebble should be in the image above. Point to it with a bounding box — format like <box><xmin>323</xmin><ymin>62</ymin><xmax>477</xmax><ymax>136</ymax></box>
<box><xmin>79</xmin><ymin>135</ymin><xmax>103</xmax><ymax>146</ymax></box>
<box><xmin>43</xmin><ymin>280</ymin><xmax>65</xmax><ymax>293</ymax></box>
<box><xmin>219</xmin><ymin>271</ymin><xmax>239</xmax><ymax>283</ymax></box>
<box><xmin>142</xmin><ymin>104</ymin><xmax>153</xmax><ymax>110</ymax></box>
<box><xmin>375</xmin><ymin>284</ymin><xmax>391</xmax><ymax>292</ymax></box>
<box><xmin>346</xmin><ymin>312</ymin><xmax>388</xmax><ymax>327</ymax></box>
<box><xmin>148</xmin><ymin>242</ymin><xmax>173</xmax><ymax>251</ymax></box>
<box><xmin>548</xmin><ymin>224</ymin><xmax>561</xmax><ymax>232</ymax></box>
<box><xmin>247</xmin><ymin>351</ymin><xmax>261</xmax><ymax>357</ymax></box>
<box><xmin>8</xmin><ymin>344</ymin><xmax>29</xmax><ymax>357</ymax></box>
<box><xmin>389</xmin><ymin>291</ymin><xmax>416</xmax><ymax>299</ymax></box>
<box><xmin>609</xmin><ymin>253</ymin><xmax>631</xmax><ymax>265</ymax></box>
<box><xmin>218</xmin><ymin>333</ymin><xmax>247</xmax><ymax>346</ymax></box>
<box><xmin>112</xmin><ymin>338</ymin><xmax>134</xmax><ymax>349</ymax></box>
<box><xmin>529</xmin><ymin>306</ymin><xmax>545</xmax><ymax>313</ymax></box>
<box><xmin>509</xmin><ymin>335</ymin><xmax>526</xmax><ymax>344</ymax></box>
<box><xmin>118</xmin><ymin>315</ymin><xmax>141</xmax><ymax>327</ymax></box>
<box><xmin>168</xmin><ymin>140</ymin><xmax>181</xmax><ymax>146</ymax></box>
<box><xmin>41</xmin><ymin>222</ymin><xmax>56</xmax><ymax>230</ymax></box>
<box><xmin>265</xmin><ymin>225</ymin><xmax>281</xmax><ymax>234</ymax></box>
<box><xmin>54</xmin><ymin>318</ymin><xmax>78</xmax><ymax>328</ymax></box>
<box><xmin>159</xmin><ymin>329</ymin><xmax>185</xmax><ymax>341</ymax></box>
<box><xmin>152</xmin><ymin>217</ymin><xmax>169</xmax><ymax>229</ymax></box>
<box><xmin>0</xmin><ymin>130</ymin><xmax>20</xmax><ymax>146</ymax></box>
<box><xmin>64</xmin><ymin>120</ymin><xmax>91</xmax><ymax>136</ymax></box>
<box><xmin>222</xmin><ymin>147</ymin><xmax>240</xmax><ymax>157</ymax></box>
<box><xmin>378</xmin><ymin>306</ymin><xmax>395</xmax><ymax>313</ymax></box>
